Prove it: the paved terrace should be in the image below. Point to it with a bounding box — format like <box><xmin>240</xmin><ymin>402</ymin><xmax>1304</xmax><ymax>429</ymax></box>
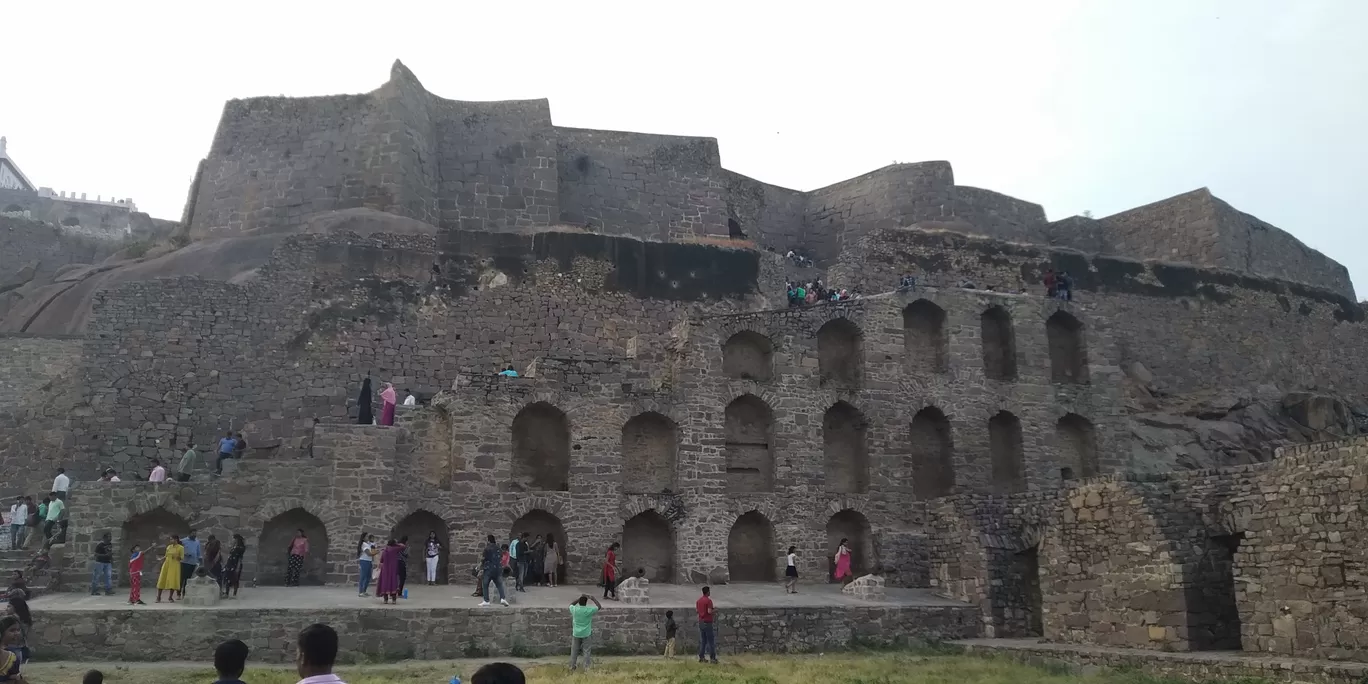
<box><xmin>32</xmin><ymin>582</ymin><xmax>968</xmax><ymax>612</ymax></box>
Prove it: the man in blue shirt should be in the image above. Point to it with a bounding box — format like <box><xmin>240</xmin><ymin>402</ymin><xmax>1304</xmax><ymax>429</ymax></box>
<box><xmin>180</xmin><ymin>530</ymin><xmax>202</xmax><ymax>594</ymax></box>
<box><xmin>498</xmin><ymin>365</ymin><xmax>519</xmax><ymax>377</ymax></box>
<box><xmin>479</xmin><ymin>534</ymin><xmax>509</xmax><ymax>607</ymax></box>
<box><xmin>215</xmin><ymin>431</ymin><xmax>237</xmax><ymax>475</ymax></box>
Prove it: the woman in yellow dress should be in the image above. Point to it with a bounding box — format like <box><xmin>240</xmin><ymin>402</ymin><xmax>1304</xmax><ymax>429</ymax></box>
<box><xmin>156</xmin><ymin>534</ymin><xmax>185</xmax><ymax>603</ymax></box>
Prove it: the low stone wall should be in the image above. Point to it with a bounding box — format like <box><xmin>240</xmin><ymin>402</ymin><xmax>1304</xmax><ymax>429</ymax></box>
<box><xmin>32</xmin><ymin>604</ymin><xmax>977</xmax><ymax>662</ymax></box>
<box><xmin>956</xmin><ymin>639</ymin><xmax>1368</xmax><ymax>684</ymax></box>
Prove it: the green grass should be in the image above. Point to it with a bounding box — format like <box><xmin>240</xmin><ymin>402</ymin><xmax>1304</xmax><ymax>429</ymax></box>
<box><xmin>24</xmin><ymin>652</ymin><xmax>1259</xmax><ymax>684</ymax></box>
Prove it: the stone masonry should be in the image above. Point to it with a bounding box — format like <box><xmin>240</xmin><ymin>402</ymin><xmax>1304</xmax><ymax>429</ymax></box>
<box><xmin>0</xmin><ymin>59</ymin><xmax>1365</xmax><ymax>663</ymax></box>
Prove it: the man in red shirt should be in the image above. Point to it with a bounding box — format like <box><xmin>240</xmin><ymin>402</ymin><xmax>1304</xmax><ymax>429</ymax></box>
<box><xmin>696</xmin><ymin>585</ymin><xmax>718</xmax><ymax>663</ymax></box>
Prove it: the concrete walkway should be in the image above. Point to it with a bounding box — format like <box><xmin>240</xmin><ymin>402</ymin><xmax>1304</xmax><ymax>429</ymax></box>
<box><xmin>34</xmin><ymin>582</ymin><xmax>968</xmax><ymax>612</ymax></box>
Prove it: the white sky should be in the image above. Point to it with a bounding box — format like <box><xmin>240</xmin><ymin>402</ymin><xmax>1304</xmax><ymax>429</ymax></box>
<box><xmin>4</xmin><ymin>0</ymin><xmax>1365</xmax><ymax>295</ymax></box>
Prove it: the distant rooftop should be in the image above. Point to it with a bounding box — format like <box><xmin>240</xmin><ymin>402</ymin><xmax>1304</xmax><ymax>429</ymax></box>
<box><xmin>0</xmin><ymin>136</ymin><xmax>36</xmax><ymax>192</ymax></box>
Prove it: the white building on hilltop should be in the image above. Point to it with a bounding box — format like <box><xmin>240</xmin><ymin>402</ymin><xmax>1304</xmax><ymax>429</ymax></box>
<box><xmin>0</xmin><ymin>137</ymin><xmax>36</xmax><ymax>192</ymax></box>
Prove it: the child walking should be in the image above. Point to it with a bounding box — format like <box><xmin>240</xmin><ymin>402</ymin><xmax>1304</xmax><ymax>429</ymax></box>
<box><xmin>663</xmin><ymin>610</ymin><xmax>677</xmax><ymax>658</ymax></box>
<box><xmin>785</xmin><ymin>545</ymin><xmax>799</xmax><ymax>593</ymax></box>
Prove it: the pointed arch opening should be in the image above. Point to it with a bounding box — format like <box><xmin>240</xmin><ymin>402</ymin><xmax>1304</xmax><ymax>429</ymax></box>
<box><xmin>119</xmin><ymin>507</ymin><xmax>191</xmax><ymax>587</ymax></box>
<box><xmin>512</xmin><ymin>509</ymin><xmax>568</xmax><ymax>585</ymax></box>
<box><xmin>622</xmin><ymin>412</ymin><xmax>678</xmax><ymax>494</ymax></box>
<box><xmin>817</xmin><ymin>317</ymin><xmax>863</xmax><ymax>387</ymax></box>
<box><xmin>903</xmin><ymin>300</ymin><xmax>948</xmax><ymax>373</ymax></box>
<box><xmin>727</xmin><ymin>511</ymin><xmax>776</xmax><ymax>582</ymax></box>
<box><xmin>909</xmin><ymin>406</ymin><xmax>955</xmax><ymax>499</ymax></box>
<box><xmin>391</xmin><ymin>510</ymin><xmax>450</xmax><ymax>585</ymax></box>
<box><xmin>989</xmin><ymin>410</ymin><xmax>1026</xmax><ymax>493</ymax></box>
<box><xmin>622</xmin><ymin>510</ymin><xmax>674</xmax><ymax>583</ymax></box>
<box><xmin>724</xmin><ymin>394</ymin><xmax>774</xmax><ymax>493</ymax></box>
<box><xmin>722</xmin><ymin>331</ymin><xmax>773</xmax><ymax>382</ymax></box>
<box><xmin>511</xmin><ymin>402</ymin><xmax>570</xmax><ymax>491</ymax></box>
<box><xmin>1056</xmin><ymin>413</ymin><xmax>1098</xmax><ymax>479</ymax></box>
<box><xmin>981</xmin><ymin>306</ymin><xmax>1018</xmax><ymax>381</ymax></box>
<box><xmin>826</xmin><ymin>509</ymin><xmax>875</xmax><ymax>579</ymax></box>
<box><xmin>1047</xmin><ymin>311</ymin><xmax>1089</xmax><ymax>384</ymax></box>
<box><xmin>258</xmin><ymin>508</ymin><xmax>330</xmax><ymax>586</ymax></box>
<box><xmin>823</xmin><ymin>401</ymin><xmax>869</xmax><ymax>494</ymax></box>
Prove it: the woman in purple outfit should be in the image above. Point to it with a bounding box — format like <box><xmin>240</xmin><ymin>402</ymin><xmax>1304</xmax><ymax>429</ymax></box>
<box><xmin>377</xmin><ymin>538</ymin><xmax>403</xmax><ymax>604</ymax></box>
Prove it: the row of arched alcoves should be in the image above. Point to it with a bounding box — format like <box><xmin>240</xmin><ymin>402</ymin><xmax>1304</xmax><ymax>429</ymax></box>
<box><xmin>723</xmin><ymin>303</ymin><xmax>1089</xmax><ymax>386</ymax></box>
<box><xmin>510</xmin><ymin>400</ymin><xmax>1100</xmax><ymax>497</ymax></box>
<box><xmin>113</xmin><ymin>506</ymin><xmax>876</xmax><ymax>585</ymax></box>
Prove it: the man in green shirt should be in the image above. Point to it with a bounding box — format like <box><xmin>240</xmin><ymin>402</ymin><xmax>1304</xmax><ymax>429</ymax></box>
<box><xmin>177</xmin><ymin>443</ymin><xmax>198</xmax><ymax>482</ymax></box>
<box><xmin>43</xmin><ymin>493</ymin><xmax>65</xmax><ymax>544</ymax></box>
<box><xmin>568</xmin><ymin>594</ymin><xmax>602</xmax><ymax>671</ymax></box>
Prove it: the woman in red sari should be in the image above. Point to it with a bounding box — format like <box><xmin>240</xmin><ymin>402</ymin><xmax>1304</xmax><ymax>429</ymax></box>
<box><xmin>376</xmin><ymin>539</ymin><xmax>402</xmax><ymax>604</ymax></box>
<box><xmin>379</xmin><ymin>382</ymin><xmax>398</xmax><ymax>426</ymax></box>
<box><xmin>128</xmin><ymin>542</ymin><xmax>154</xmax><ymax>605</ymax></box>
<box><xmin>602</xmin><ymin>542</ymin><xmax>620</xmax><ymax>600</ymax></box>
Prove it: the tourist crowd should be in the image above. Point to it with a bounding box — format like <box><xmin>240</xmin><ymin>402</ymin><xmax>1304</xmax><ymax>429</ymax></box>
<box><xmin>786</xmin><ymin>280</ymin><xmax>854</xmax><ymax>307</ymax></box>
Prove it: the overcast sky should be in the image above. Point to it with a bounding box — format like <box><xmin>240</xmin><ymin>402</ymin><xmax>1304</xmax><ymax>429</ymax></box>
<box><xmin>4</xmin><ymin>0</ymin><xmax>1365</xmax><ymax>295</ymax></box>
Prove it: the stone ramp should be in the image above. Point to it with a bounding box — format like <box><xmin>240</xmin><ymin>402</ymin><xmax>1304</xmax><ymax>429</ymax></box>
<box><xmin>953</xmin><ymin>638</ymin><xmax>1368</xmax><ymax>683</ymax></box>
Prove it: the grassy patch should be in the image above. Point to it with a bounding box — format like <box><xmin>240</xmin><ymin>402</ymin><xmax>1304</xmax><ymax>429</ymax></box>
<box><xmin>22</xmin><ymin>652</ymin><xmax>1266</xmax><ymax>684</ymax></box>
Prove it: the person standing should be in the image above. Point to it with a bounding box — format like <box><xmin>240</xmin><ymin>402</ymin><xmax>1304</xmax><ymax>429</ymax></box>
<box><xmin>0</xmin><ymin>616</ymin><xmax>26</xmax><ymax>683</ymax></box>
<box><xmin>180</xmin><ymin>530</ymin><xmax>202</xmax><ymax>594</ymax></box>
<box><xmin>356</xmin><ymin>533</ymin><xmax>375</xmax><ymax>597</ymax></box>
<box><xmin>696</xmin><ymin>585</ymin><xmax>718</xmax><ymax>664</ymax></box>
<box><xmin>529</xmin><ymin>534</ymin><xmax>545</xmax><ymax>587</ymax></box>
<box><xmin>156</xmin><ymin>534</ymin><xmax>184</xmax><ymax>603</ymax></box>
<box><xmin>222</xmin><ymin>534</ymin><xmax>246</xmax><ymax>598</ymax></box>
<box><xmin>424</xmin><ymin>532</ymin><xmax>441</xmax><ymax>586</ymax></box>
<box><xmin>51</xmin><ymin>468</ymin><xmax>70</xmax><ymax>501</ymax></box>
<box><xmin>544</xmin><ymin>535</ymin><xmax>559</xmax><ymax>588</ymax></box>
<box><xmin>602</xmin><ymin>542</ymin><xmax>619</xmax><ymax>600</ymax></box>
<box><xmin>356</xmin><ymin>378</ymin><xmax>374</xmax><ymax>425</ymax></box>
<box><xmin>214</xmin><ymin>432</ymin><xmax>236</xmax><ymax>475</ymax></box>
<box><xmin>396</xmin><ymin>536</ymin><xmax>410</xmax><ymax>595</ymax></box>
<box><xmin>295</xmin><ymin>623</ymin><xmax>345</xmax><ymax>684</ymax></box>
<box><xmin>377</xmin><ymin>539</ymin><xmax>402</xmax><ymax>604</ymax></box>
<box><xmin>90</xmin><ymin>532</ymin><xmax>114</xmax><ymax>596</ymax></box>
<box><xmin>128</xmin><ymin>542</ymin><xmax>153</xmax><ymax>605</ymax></box>
<box><xmin>663</xmin><ymin>610</ymin><xmax>677</xmax><ymax>658</ymax></box>
<box><xmin>8</xmin><ymin>498</ymin><xmax>25</xmax><ymax>550</ymax></box>
<box><xmin>4</xmin><ymin>595</ymin><xmax>32</xmax><ymax>664</ymax></box>
<box><xmin>148</xmin><ymin>459</ymin><xmax>167</xmax><ymax>483</ymax></box>
<box><xmin>784</xmin><ymin>545</ymin><xmax>799</xmax><ymax>594</ymax></box>
<box><xmin>42</xmin><ymin>493</ymin><xmax>64</xmax><ymax>546</ymax></box>
<box><xmin>507</xmin><ymin>533</ymin><xmax>522</xmax><ymax>591</ymax></box>
<box><xmin>402</xmin><ymin>389</ymin><xmax>417</xmax><ymax>406</ymax></box>
<box><xmin>834</xmin><ymin>538</ymin><xmax>853</xmax><ymax>585</ymax></box>
<box><xmin>20</xmin><ymin>497</ymin><xmax>36</xmax><ymax>551</ymax></box>
<box><xmin>478</xmin><ymin>534</ymin><xmax>509</xmax><ymax>607</ymax></box>
<box><xmin>568</xmin><ymin>594</ymin><xmax>602</xmax><ymax>671</ymax></box>
<box><xmin>204</xmin><ymin>535</ymin><xmax>223</xmax><ymax>590</ymax></box>
<box><xmin>286</xmin><ymin>529</ymin><xmax>309</xmax><ymax>587</ymax></box>
<box><xmin>177</xmin><ymin>443</ymin><xmax>198</xmax><ymax>482</ymax></box>
<box><xmin>515</xmin><ymin>532</ymin><xmax>531</xmax><ymax>592</ymax></box>
<box><xmin>379</xmin><ymin>382</ymin><xmax>397</xmax><ymax>426</ymax></box>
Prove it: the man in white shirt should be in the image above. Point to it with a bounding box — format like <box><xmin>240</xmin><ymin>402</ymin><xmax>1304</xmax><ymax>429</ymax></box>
<box><xmin>148</xmin><ymin>459</ymin><xmax>167</xmax><ymax>483</ymax></box>
<box><xmin>107</xmin><ymin>469</ymin><xmax>121</xmax><ymax>482</ymax></box>
<box><xmin>52</xmin><ymin>467</ymin><xmax>70</xmax><ymax>501</ymax></box>
<box><xmin>295</xmin><ymin>623</ymin><xmax>346</xmax><ymax>684</ymax></box>
<box><xmin>402</xmin><ymin>389</ymin><xmax>416</xmax><ymax>406</ymax></box>
<box><xmin>9</xmin><ymin>497</ymin><xmax>26</xmax><ymax>549</ymax></box>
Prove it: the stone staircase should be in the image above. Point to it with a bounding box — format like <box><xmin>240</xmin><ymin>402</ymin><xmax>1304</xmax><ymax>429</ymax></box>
<box><xmin>0</xmin><ymin>548</ymin><xmax>46</xmax><ymax>600</ymax></box>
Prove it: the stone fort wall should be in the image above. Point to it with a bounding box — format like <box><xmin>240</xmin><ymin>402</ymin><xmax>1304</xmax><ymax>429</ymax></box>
<box><xmin>182</xmin><ymin>61</ymin><xmax>1346</xmax><ymax>294</ymax></box>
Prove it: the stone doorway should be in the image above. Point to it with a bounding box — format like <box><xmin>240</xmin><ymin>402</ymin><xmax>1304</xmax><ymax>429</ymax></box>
<box><xmin>727</xmin><ymin>511</ymin><xmax>776</xmax><ymax>582</ymax></box>
<box><xmin>621</xmin><ymin>412</ymin><xmax>678</xmax><ymax>494</ymax></box>
<box><xmin>510</xmin><ymin>402</ymin><xmax>570</xmax><ymax>491</ymax></box>
<box><xmin>512</xmin><ymin>509</ymin><xmax>568</xmax><ymax>585</ymax></box>
<box><xmin>391</xmin><ymin>510</ymin><xmax>450</xmax><ymax>585</ymax></box>
<box><xmin>980</xmin><ymin>306</ymin><xmax>1017</xmax><ymax>381</ymax></box>
<box><xmin>119</xmin><ymin>507</ymin><xmax>191</xmax><ymax>587</ymax></box>
<box><xmin>257</xmin><ymin>508</ymin><xmax>330</xmax><ymax>586</ymax></box>
<box><xmin>903</xmin><ymin>299</ymin><xmax>948</xmax><ymax>373</ymax></box>
<box><xmin>989</xmin><ymin>410</ymin><xmax>1025</xmax><ymax>493</ymax></box>
<box><xmin>1046</xmin><ymin>310</ymin><xmax>1088</xmax><ymax>384</ymax></box>
<box><xmin>724</xmin><ymin>394</ymin><xmax>774</xmax><ymax>492</ymax></box>
<box><xmin>823</xmin><ymin>401</ymin><xmax>869</xmax><ymax>494</ymax></box>
<box><xmin>817</xmin><ymin>317</ymin><xmax>862</xmax><ymax>388</ymax></box>
<box><xmin>722</xmin><ymin>331</ymin><xmax>774</xmax><ymax>382</ymax></box>
<box><xmin>621</xmin><ymin>510</ymin><xmax>674</xmax><ymax>583</ymax></box>
<box><xmin>1187</xmin><ymin>533</ymin><xmax>1243</xmax><ymax>650</ymax></box>
<box><xmin>825</xmin><ymin>509</ymin><xmax>875</xmax><ymax>580</ymax></box>
<box><xmin>909</xmin><ymin>406</ymin><xmax>954</xmax><ymax>499</ymax></box>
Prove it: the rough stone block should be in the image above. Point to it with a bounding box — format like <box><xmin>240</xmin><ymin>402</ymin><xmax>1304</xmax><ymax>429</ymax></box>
<box><xmin>182</xmin><ymin>574</ymin><xmax>221</xmax><ymax>606</ymax></box>
<box><xmin>841</xmin><ymin>573</ymin><xmax>885</xmax><ymax>601</ymax></box>
<box><xmin>618</xmin><ymin>576</ymin><xmax>650</xmax><ymax>604</ymax></box>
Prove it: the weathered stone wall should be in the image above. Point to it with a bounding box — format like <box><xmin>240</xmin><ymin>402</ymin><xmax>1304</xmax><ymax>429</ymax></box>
<box><xmin>1095</xmin><ymin>189</ymin><xmax>1351</xmax><ymax>296</ymax></box>
<box><xmin>32</xmin><ymin>602</ymin><xmax>978</xmax><ymax>662</ymax></box>
<box><xmin>0</xmin><ymin>335</ymin><xmax>85</xmax><ymax>497</ymax></box>
<box><xmin>0</xmin><ymin>188</ymin><xmax>174</xmax><ymax>243</ymax></box>
<box><xmin>831</xmin><ymin>225</ymin><xmax>1366</xmax><ymax>397</ymax></box>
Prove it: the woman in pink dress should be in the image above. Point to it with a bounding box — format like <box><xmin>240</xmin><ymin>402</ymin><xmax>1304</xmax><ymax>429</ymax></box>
<box><xmin>833</xmin><ymin>538</ymin><xmax>853</xmax><ymax>585</ymax></box>
<box><xmin>379</xmin><ymin>382</ymin><xmax>398</xmax><ymax>426</ymax></box>
<box><xmin>377</xmin><ymin>538</ymin><xmax>402</xmax><ymax>604</ymax></box>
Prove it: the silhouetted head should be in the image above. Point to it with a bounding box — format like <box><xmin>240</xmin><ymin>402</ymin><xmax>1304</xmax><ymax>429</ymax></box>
<box><xmin>296</xmin><ymin>623</ymin><xmax>338</xmax><ymax>678</ymax></box>
<box><xmin>701</xmin><ymin>586</ymin><xmax>711</xmax><ymax>596</ymax></box>
<box><xmin>472</xmin><ymin>662</ymin><xmax>526</xmax><ymax>684</ymax></box>
<box><xmin>214</xmin><ymin>639</ymin><xmax>250</xmax><ymax>679</ymax></box>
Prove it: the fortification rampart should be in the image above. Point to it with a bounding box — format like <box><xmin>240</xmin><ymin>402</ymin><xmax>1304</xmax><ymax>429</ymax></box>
<box><xmin>180</xmin><ymin>60</ymin><xmax>1343</xmax><ymax>294</ymax></box>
